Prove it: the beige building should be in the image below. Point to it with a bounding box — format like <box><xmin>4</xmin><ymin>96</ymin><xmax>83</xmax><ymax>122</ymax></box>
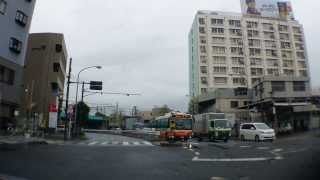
<box><xmin>189</xmin><ymin>10</ymin><xmax>309</xmax><ymax>97</ymax></box>
<box><xmin>23</xmin><ymin>33</ymin><xmax>67</xmax><ymax>128</ymax></box>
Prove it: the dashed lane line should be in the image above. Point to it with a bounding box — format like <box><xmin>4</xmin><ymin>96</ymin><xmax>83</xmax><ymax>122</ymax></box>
<box><xmin>192</xmin><ymin>156</ymin><xmax>278</xmax><ymax>162</ymax></box>
<box><xmin>88</xmin><ymin>141</ymin><xmax>98</xmax><ymax>146</ymax></box>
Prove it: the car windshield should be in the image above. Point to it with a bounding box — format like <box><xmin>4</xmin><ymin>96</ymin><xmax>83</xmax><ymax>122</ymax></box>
<box><xmin>213</xmin><ymin>120</ymin><xmax>230</xmax><ymax>128</ymax></box>
<box><xmin>255</xmin><ymin>123</ymin><xmax>271</xmax><ymax>130</ymax></box>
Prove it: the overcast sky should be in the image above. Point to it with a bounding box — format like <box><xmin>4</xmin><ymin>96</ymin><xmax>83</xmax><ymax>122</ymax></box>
<box><xmin>30</xmin><ymin>0</ymin><xmax>320</xmax><ymax>113</ymax></box>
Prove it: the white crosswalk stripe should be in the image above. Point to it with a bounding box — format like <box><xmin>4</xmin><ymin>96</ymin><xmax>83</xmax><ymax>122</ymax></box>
<box><xmin>63</xmin><ymin>140</ymin><xmax>153</xmax><ymax>147</ymax></box>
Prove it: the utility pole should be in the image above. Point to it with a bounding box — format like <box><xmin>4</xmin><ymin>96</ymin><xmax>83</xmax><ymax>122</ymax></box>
<box><xmin>64</xmin><ymin>58</ymin><xmax>72</xmax><ymax>140</ymax></box>
<box><xmin>81</xmin><ymin>82</ymin><xmax>85</xmax><ymax>102</ymax></box>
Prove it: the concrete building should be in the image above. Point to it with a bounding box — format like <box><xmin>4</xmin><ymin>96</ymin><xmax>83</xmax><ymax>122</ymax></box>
<box><xmin>23</xmin><ymin>33</ymin><xmax>68</xmax><ymax>129</ymax></box>
<box><xmin>0</xmin><ymin>0</ymin><xmax>36</xmax><ymax>130</ymax></box>
<box><xmin>189</xmin><ymin>10</ymin><xmax>310</xmax><ymax>97</ymax></box>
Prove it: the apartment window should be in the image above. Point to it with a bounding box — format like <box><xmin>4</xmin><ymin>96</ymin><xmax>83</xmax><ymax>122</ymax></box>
<box><xmin>15</xmin><ymin>10</ymin><xmax>28</xmax><ymax>26</ymax></box>
<box><xmin>247</xmin><ymin>30</ymin><xmax>259</xmax><ymax>38</ymax></box>
<box><xmin>271</xmin><ymin>81</ymin><xmax>285</xmax><ymax>92</ymax></box>
<box><xmin>230</xmin><ymin>47</ymin><xmax>243</xmax><ymax>55</ymax></box>
<box><xmin>214</xmin><ymin>77</ymin><xmax>227</xmax><ymax>85</ymax></box>
<box><xmin>211</xmin><ymin>28</ymin><xmax>224</xmax><ymax>34</ymax></box>
<box><xmin>232</xmin><ymin>67</ymin><xmax>245</xmax><ymax>75</ymax></box>
<box><xmin>229</xmin><ymin>29</ymin><xmax>242</xmax><ymax>36</ymax></box>
<box><xmin>299</xmin><ymin>70</ymin><xmax>308</xmax><ymax>77</ymax></box>
<box><xmin>252</xmin><ymin>78</ymin><xmax>261</xmax><ymax>85</ymax></box>
<box><xmin>230</xmin><ymin>101</ymin><xmax>239</xmax><ymax>108</ymax></box>
<box><xmin>296</xmin><ymin>52</ymin><xmax>305</xmax><ymax>59</ymax></box>
<box><xmin>280</xmin><ymin>33</ymin><xmax>290</xmax><ymax>40</ymax></box>
<box><xmin>212</xmin><ymin>37</ymin><xmax>225</xmax><ymax>44</ymax></box>
<box><xmin>248</xmin><ymin>39</ymin><xmax>261</xmax><ymax>47</ymax></box>
<box><xmin>53</xmin><ymin>63</ymin><xmax>60</xmax><ymax>72</ymax></box>
<box><xmin>200</xmin><ymin>66</ymin><xmax>208</xmax><ymax>74</ymax></box>
<box><xmin>199</xmin><ymin>18</ymin><xmax>205</xmax><ymax>25</ymax></box>
<box><xmin>294</xmin><ymin>35</ymin><xmax>303</xmax><ymax>42</ymax></box>
<box><xmin>0</xmin><ymin>65</ymin><xmax>15</xmax><ymax>85</ymax></box>
<box><xmin>298</xmin><ymin>61</ymin><xmax>307</xmax><ymax>68</ymax></box>
<box><xmin>265</xmin><ymin>40</ymin><xmax>277</xmax><ymax>48</ymax></box>
<box><xmin>266</xmin><ymin>49</ymin><xmax>278</xmax><ymax>57</ymax></box>
<box><xmin>201</xmin><ymin>77</ymin><xmax>208</xmax><ymax>85</ymax></box>
<box><xmin>295</xmin><ymin>43</ymin><xmax>304</xmax><ymax>51</ymax></box>
<box><xmin>212</xmin><ymin>46</ymin><xmax>225</xmax><ymax>54</ymax></box>
<box><xmin>200</xmin><ymin>56</ymin><xmax>207</xmax><ymax>64</ymax></box>
<box><xmin>201</xmin><ymin>88</ymin><xmax>207</xmax><ymax>94</ymax></box>
<box><xmin>211</xmin><ymin>18</ymin><xmax>224</xmax><ymax>25</ymax></box>
<box><xmin>229</xmin><ymin>20</ymin><xmax>241</xmax><ymax>27</ymax></box>
<box><xmin>199</xmin><ymin>27</ymin><xmax>206</xmax><ymax>34</ymax></box>
<box><xmin>281</xmin><ymin>42</ymin><xmax>291</xmax><ymax>49</ymax></box>
<box><xmin>264</xmin><ymin>32</ymin><xmax>275</xmax><ymax>39</ymax></box>
<box><xmin>262</xmin><ymin>23</ymin><xmax>274</xmax><ymax>31</ymax></box>
<box><xmin>0</xmin><ymin>0</ymin><xmax>7</xmax><ymax>14</ymax></box>
<box><xmin>213</xmin><ymin>56</ymin><xmax>226</xmax><ymax>64</ymax></box>
<box><xmin>283</xmin><ymin>60</ymin><xmax>294</xmax><ymax>68</ymax></box>
<box><xmin>9</xmin><ymin>37</ymin><xmax>22</xmax><ymax>54</ymax></box>
<box><xmin>199</xmin><ymin>36</ymin><xmax>207</xmax><ymax>44</ymax></box>
<box><xmin>247</xmin><ymin>21</ymin><xmax>258</xmax><ymax>28</ymax></box>
<box><xmin>249</xmin><ymin>48</ymin><xmax>261</xmax><ymax>56</ymax></box>
<box><xmin>213</xmin><ymin>66</ymin><xmax>227</xmax><ymax>74</ymax></box>
<box><xmin>250</xmin><ymin>58</ymin><xmax>262</xmax><ymax>66</ymax></box>
<box><xmin>200</xmin><ymin>46</ymin><xmax>206</xmax><ymax>53</ymax></box>
<box><xmin>266</xmin><ymin>59</ymin><xmax>279</xmax><ymax>67</ymax></box>
<box><xmin>293</xmin><ymin>27</ymin><xmax>302</xmax><ymax>34</ymax></box>
<box><xmin>267</xmin><ymin>69</ymin><xmax>280</xmax><ymax>76</ymax></box>
<box><xmin>282</xmin><ymin>50</ymin><xmax>293</xmax><ymax>58</ymax></box>
<box><xmin>251</xmin><ymin>68</ymin><xmax>263</xmax><ymax>76</ymax></box>
<box><xmin>278</xmin><ymin>25</ymin><xmax>288</xmax><ymax>32</ymax></box>
<box><xmin>232</xmin><ymin>57</ymin><xmax>245</xmax><ymax>65</ymax></box>
<box><xmin>283</xmin><ymin>69</ymin><xmax>294</xmax><ymax>76</ymax></box>
<box><xmin>230</xmin><ymin>38</ymin><xmax>243</xmax><ymax>46</ymax></box>
<box><xmin>293</xmin><ymin>81</ymin><xmax>306</xmax><ymax>91</ymax></box>
<box><xmin>233</xmin><ymin>77</ymin><xmax>246</xmax><ymax>86</ymax></box>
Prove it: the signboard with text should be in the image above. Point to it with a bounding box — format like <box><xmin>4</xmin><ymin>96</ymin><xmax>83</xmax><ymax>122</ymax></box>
<box><xmin>240</xmin><ymin>0</ymin><xmax>294</xmax><ymax>20</ymax></box>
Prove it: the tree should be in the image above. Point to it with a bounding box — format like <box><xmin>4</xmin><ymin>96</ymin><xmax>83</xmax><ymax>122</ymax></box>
<box><xmin>188</xmin><ymin>97</ymin><xmax>199</xmax><ymax>115</ymax></box>
<box><xmin>77</xmin><ymin>101</ymin><xmax>90</xmax><ymax>128</ymax></box>
<box><xmin>95</xmin><ymin>112</ymin><xmax>109</xmax><ymax>129</ymax></box>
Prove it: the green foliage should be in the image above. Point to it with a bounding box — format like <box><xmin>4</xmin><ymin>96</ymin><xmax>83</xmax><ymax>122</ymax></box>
<box><xmin>77</xmin><ymin>101</ymin><xmax>90</xmax><ymax>127</ymax></box>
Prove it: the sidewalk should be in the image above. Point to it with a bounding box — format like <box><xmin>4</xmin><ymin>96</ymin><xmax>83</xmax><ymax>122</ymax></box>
<box><xmin>0</xmin><ymin>135</ymin><xmax>48</xmax><ymax>146</ymax></box>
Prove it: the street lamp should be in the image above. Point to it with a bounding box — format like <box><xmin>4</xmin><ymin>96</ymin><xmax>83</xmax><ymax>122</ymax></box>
<box><xmin>74</xmin><ymin>65</ymin><xmax>102</xmax><ymax>136</ymax></box>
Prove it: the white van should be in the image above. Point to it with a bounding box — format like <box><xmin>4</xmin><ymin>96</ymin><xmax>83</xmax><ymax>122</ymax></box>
<box><xmin>240</xmin><ymin>123</ymin><xmax>276</xmax><ymax>141</ymax></box>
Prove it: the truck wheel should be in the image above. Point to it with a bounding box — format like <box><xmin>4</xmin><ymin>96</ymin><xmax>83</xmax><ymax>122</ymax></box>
<box><xmin>198</xmin><ymin>137</ymin><xmax>202</xmax><ymax>142</ymax></box>
<box><xmin>240</xmin><ymin>135</ymin><xmax>245</xmax><ymax>141</ymax></box>
<box><xmin>224</xmin><ymin>138</ymin><xmax>228</xmax><ymax>143</ymax></box>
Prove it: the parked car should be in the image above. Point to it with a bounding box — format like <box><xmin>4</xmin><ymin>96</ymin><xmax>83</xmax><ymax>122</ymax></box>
<box><xmin>240</xmin><ymin>123</ymin><xmax>276</xmax><ymax>142</ymax></box>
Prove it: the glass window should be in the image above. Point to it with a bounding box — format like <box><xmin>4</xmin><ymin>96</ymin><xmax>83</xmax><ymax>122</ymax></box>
<box><xmin>15</xmin><ymin>10</ymin><xmax>28</xmax><ymax>26</ymax></box>
<box><xmin>293</xmin><ymin>81</ymin><xmax>306</xmax><ymax>91</ymax></box>
<box><xmin>230</xmin><ymin>101</ymin><xmax>239</xmax><ymax>108</ymax></box>
<box><xmin>271</xmin><ymin>81</ymin><xmax>285</xmax><ymax>92</ymax></box>
<box><xmin>9</xmin><ymin>37</ymin><xmax>22</xmax><ymax>54</ymax></box>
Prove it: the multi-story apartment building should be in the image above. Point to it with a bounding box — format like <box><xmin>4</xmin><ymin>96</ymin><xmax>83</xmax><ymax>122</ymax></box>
<box><xmin>0</xmin><ymin>0</ymin><xmax>36</xmax><ymax>129</ymax></box>
<box><xmin>189</xmin><ymin>10</ymin><xmax>309</xmax><ymax>97</ymax></box>
<box><xmin>23</xmin><ymin>33</ymin><xmax>68</xmax><ymax>129</ymax></box>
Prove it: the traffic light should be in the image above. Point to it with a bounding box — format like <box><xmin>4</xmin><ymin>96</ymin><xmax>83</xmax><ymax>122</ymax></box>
<box><xmin>89</xmin><ymin>81</ymin><xmax>103</xmax><ymax>90</ymax></box>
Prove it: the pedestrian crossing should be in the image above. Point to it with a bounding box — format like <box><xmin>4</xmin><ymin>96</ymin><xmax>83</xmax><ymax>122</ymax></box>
<box><xmin>63</xmin><ymin>140</ymin><xmax>154</xmax><ymax>147</ymax></box>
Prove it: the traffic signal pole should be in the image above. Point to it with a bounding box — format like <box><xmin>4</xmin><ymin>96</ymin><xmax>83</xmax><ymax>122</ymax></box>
<box><xmin>64</xmin><ymin>58</ymin><xmax>72</xmax><ymax>140</ymax></box>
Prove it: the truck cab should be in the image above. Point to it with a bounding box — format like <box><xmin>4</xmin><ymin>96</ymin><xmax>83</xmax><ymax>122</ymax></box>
<box><xmin>208</xmin><ymin>119</ymin><xmax>232</xmax><ymax>142</ymax></box>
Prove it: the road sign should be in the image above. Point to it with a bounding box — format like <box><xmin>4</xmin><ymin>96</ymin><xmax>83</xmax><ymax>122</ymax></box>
<box><xmin>90</xmin><ymin>81</ymin><xmax>103</xmax><ymax>90</ymax></box>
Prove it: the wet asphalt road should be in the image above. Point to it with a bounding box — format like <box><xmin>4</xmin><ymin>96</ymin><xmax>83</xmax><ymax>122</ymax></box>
<box><xmin>0</xmin><ymin>132</ymin><xmax>319</xmax><ymax>180</ymax></box>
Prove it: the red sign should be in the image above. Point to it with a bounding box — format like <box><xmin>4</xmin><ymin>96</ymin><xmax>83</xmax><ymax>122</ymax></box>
<box><xmin>49</xmin><ymin>104</ymin><xmax>58</xmax><ymax>112</ymax></box>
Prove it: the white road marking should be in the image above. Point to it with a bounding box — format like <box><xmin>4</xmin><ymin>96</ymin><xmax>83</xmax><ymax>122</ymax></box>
<box><xmin>257</xmin><ymin>147</ymin><xmax>270</xmax><ymax>150</ymax></box>
<box><xmin>112</xmin><ymin>141</ymin><xmax>119</xmax><ymax>145</ymax></box>
<box><xmin>188</xmin><ymin>149</ymin><xmax>194</xmax><ymax>152</ymax></box>
<box><xmin>272</xmin><ymin>148</ymin><xmax>283</xmax><ymax>152</ymax></box>
<box><xmin>133</xmin><ymin>142</ymin><xmax>140</xmax><ymax>145</ymax></box>
<box><xmin>192</xmin><ymin>156</ymin><xmax>279</xmax><ymax>162</ymax></box>
<box><xmin>88</xmin><ymin>141</ymin><xmax>98</xmax><ymax>146</ymax></box>
<box><xmin>101</xmin><ymin>141</ymin><xmax>109</xmax><ymax>145</ymax></box>
<box><xmin>195</xmin><ymin>152</ymin><xmax>200</xmax><ymax>156</ymax></box>
<box><xmin>142</xmin><ymin>141</ymin><xmax>153</xmax><ymax>146</ymax></box>
<box><xmin>123</xmin><ymin>142</ymin><xmax>129</xmax><ymax>146</ymax></box>
<box><xmin>211</xmin><ymin>177</ymin><xmax>226</xmax><ymax>180</ymax></box>
<box><xmin>240</xmin><ymin>146</ymin><xmax>251</xmax><ymax>148</ymax></box>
